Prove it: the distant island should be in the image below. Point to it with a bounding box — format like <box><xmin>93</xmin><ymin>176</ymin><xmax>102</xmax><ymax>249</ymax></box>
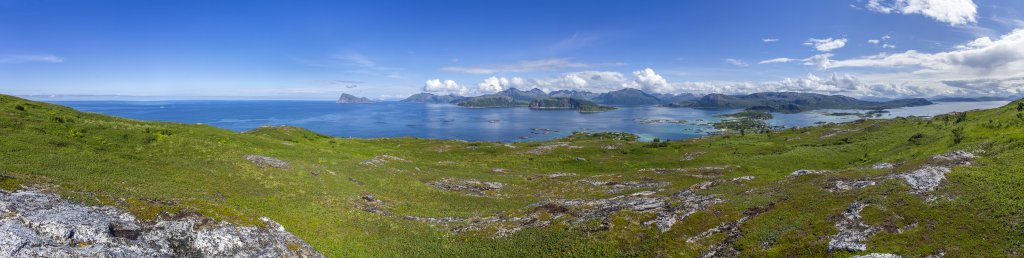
<box><xmin>401</xmin><ymin>93</ymin><xmax>467</xmax><ymax>104</ymax></box>
<box><xmin>336</xmin><ymin>93</ymin><xmax>372</xmax><ymax>104</ymax></box>
<box><xmin>528</xmin><ymin>97</ymin><xmax>616</xmax><ymax>112</ymax></box>
<box><xmin>931</xmin><ymin>96</ymin><xmax>1011</xmax><ymax>102</ymax></box>
<box><xmin>666</xmin><ymin>92</ymin><xmax>933</xmax><ymax>113</ymax></box>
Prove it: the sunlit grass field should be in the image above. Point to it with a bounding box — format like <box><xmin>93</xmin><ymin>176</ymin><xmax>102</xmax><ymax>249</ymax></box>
<box><xmin>1</xmin><ymin>94</ymin><xmax>1023</xmax><ymax>256</ymax></box>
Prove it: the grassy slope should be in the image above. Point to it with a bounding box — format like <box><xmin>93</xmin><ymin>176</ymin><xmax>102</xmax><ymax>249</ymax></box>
<box><xmin>1</xmin><ymin>94</ymin><xmax>1023</xmax><ymax>256</ymax></box>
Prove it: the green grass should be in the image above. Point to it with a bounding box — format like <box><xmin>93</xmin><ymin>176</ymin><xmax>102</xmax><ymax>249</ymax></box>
<box><xmin>1</xmin><ymin>94</ymin><xmax>1023</xmax><ymax>256</ymax></box>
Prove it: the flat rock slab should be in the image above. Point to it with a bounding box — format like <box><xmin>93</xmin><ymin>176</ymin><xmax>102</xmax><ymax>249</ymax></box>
<box><xmin>428</xmin><ymin>178</ymin><xmax>505</xmax><ymax>196</ymax></box>
<box><xmin>360</xmin><ymin>155</ymin><xmax>409</xmax><ymax>166</ymax></box>
<box><xmin>245</xmin><ymin>154</ymin><xmax>290</xmax><ymax>168</ymax></box>
<box><xmin>0</xmin><ymin>189</ymin><xmax>321</xmax><ymax>258</ymax></box>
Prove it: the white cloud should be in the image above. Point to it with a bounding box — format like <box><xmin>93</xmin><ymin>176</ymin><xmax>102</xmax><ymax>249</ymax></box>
<box><xmin>668</xmin><ymin>73</ymin><xmax>947</xmax><ymax>98</ymax></box>
<box><xmin>550</xmin><ymin>32</ymin><xmax>598</xmax><ymax>52</ymax></box>
<box><xmin>724</xmin><ymin>58</ymin><xmax>749</xmax><ymax>67</ymax></box>
<box><xmin>828</xmin><ymin>29</ymin><xmax>1024</xmax><ymax>78</ymax></box>
<box><xmin>441</xmin><ymin>58</ymin><xmax>590</xmax><ymax>74</ymax></box>
<box><xmin>941</xmin><ymin>77</ymin><xmax>1024</xmax><ymax>96</ymax></box>
<box><xmin>423</xmin><ymin>79</ymin><xmax>472</xmax><ymax>96</ymax></box>
<box><xmin>803</xmin><ymin>54</ymin><xmax>835</xmax><ymax>69</ymax></box>
<box><xmin>439</xmin><ymin>69</ymin><xmax>1018</xmax><ymax>99</ymax></box>
<box><xmin>476</xmin><ymin>76</ymin><xmax>530</xmax><ymax>94</ymax></box>
<box><xmin>762</xmin><ymin>38</ymin><xmax>779</xmax><ymax>43</ymax></box>
<box><xmin>869</xmin><ymin>35</ymin><xmax>894</xmax><ymax>48</ymax></box>
<box><xmin>866</xmin><ymin>0</ymin><xmax>977</xmax><ymax>26</ymax></box>
<box><xmin>0</xmin><ymin>54</ymin><xmax>64</xmax><ymax>64</ymax></box>
<box><xmin>625</xmin><ymin>68</ymin><xmax>674</xmax><ymax>94</ymax></box>
<box><xmin>331</xmin><ymin>51</ymin><xmax>375</xmax><ymax>67</ymax></box>
<box><xmin>472</xmin><ymin>71</ymin><xmax>629</xmax><ymax>94</ymax></box>
<box><xmin>758</xmin><ymin>57</ymin><xmax>799</xmax><ymax>64</ymax></box>
<box><xmin>757</xmin><ymin>54</ymin><xmax>833</xmax><ymax>69</ymax></box>
<box><xmin>804</xmin><ymin>38</ymin><xmax>848</xmax><ymax>52</ymax></box>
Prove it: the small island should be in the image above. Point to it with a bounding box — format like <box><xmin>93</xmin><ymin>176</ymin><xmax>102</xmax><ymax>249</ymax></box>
<box><xmin>713</xmin><ymin>110</ymin><xmax>774</xmax><ymax>120</ymax></box>
<box><xmin>710</xmin><ymin>111</ymin><xmax>776</xmax><ymax>135</ymax></box>
<box><xmin>336</xmin><ymin>93</ymin><xmax>372</xmax><ymax>104</ymax></box>
<box><xmin>528</xmin><ymin>97</ymin><xmax>616</xmax><ymax>112</ymax></box>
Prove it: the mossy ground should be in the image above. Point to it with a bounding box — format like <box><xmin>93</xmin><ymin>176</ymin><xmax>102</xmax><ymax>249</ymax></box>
<box><xmin>1</xmin><ymin>94</ymin><xmax>1023</xmax><ymax>257</ymax></box>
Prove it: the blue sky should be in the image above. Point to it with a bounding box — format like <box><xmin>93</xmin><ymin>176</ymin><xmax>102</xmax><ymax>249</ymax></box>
<box><xmin>2</xmin><ymin>0</ymin><xmax>1023</xmax><ymax>99</ymax></box>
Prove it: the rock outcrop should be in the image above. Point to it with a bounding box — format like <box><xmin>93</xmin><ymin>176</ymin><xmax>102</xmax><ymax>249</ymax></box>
<box><xmin>828</xmin><ymin>202</ymin><xmax>878</xmax><ymax>252</ymax></box>
<box><xmin>360</xmin><ymin>155</ymin><xmax>409</xmax><ymax>166</ymax></box>
<box><xmin>428</xmin><ymin>178</ymin><xmax>505</xmax><ymax>196</ymax></box>
<box><xmin>245</xmin><ymin>154</ymin><xmax>290</xmax><ymax>169</ymax></box>
<box><xmin>0</xmin><ymin>189</ymin><xmax>321</xmax><ymax>257</ymax></box>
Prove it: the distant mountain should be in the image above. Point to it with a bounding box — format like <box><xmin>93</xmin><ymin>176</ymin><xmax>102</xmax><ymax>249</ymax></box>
<box><xmin>651</xmin><ymin>93</ymin><xmax>699</xmax><ymax>104</ymax></box>
<box><xmin>931</xmin><ymin>96</ymin><xmax>1011</xmax><ymax>102</ymax></box>
<box><xmin>547</xmin><ymin>90</ymin><xmax>600</xmax><ymax>100</ymax></box>
<box><xmin>336</xmin><ymin>93</ymin><xmax>372</xmax><ymax>104</ymax></box>
<box><xmin>592</xmin><ymin>88</ymin><xmax>662</xmax><ymax>106</ymax></box>
<box><xmin>456</xmin><ymin>88</ymin><xmax>549</xmax><ymax>107</ymax></box>
<box><xmin>401</xmin><ymin>93</ymin><xmax>466</xmax><ymax>104</ymax></box>
<box><xmin>667</xmin><ymin>92</ymin><xmax>933</xmax><ymax>113</ymax></box>
<box><xmin>528</xmin><ymin>97</ymin><xmax>616</xmax><ymax>112</ymax></box>
<box><xmin>456</xmin><ymin>96</ymin><xmax>527</xmax><ymax>108</ymax></box>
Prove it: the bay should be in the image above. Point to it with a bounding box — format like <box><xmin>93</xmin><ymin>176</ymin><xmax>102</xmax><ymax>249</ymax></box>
<box><xmin>49</xmin><ymin>100</ymin><xmax>1010</xmax><ymax>142</ymax></box>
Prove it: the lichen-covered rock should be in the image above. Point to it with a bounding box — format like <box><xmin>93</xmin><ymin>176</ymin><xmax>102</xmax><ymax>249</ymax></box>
<box><xmin>524</xmin><ymin>142</ymin><xmax>582</xmax><ymax>155</ymax></box>
<box><xmin>828</xmin><ymin>180</ymin><xmax>877</xmax><ymax>192</ymax></box>
<box><xmin>788</xmin><ymin>169</ymin><xmax>827</xmax><ymax>177</ymax></box>
<box><xmin>0</xmin><ymin>189</ymin><xmax>321</xmax><ymax>257</ymax></box>
<box><xmin>828</xmin><ymin>202</ymin><xmax>878</xmax><ymax>253</ymax></box>
<box><xmin>576</xmin><ymin>179</ymin><xmax>671</xmax><ymax>194</ymax></box>
<box><xmin>244</xmin><ymin>154</ymin><xmax>290</xmax><ymax>168</ymax></box>
<box><xmin>854</xmin><ymin>253</ymin><xmax>902</xmax><ymax>258</ymax></box>
<box><xmin>869</xmin><ymin>163</ymin><xmax>896</xmax><ymax>169</ymax></box>
<box><xmin>898</xmin><ymin>166</ymin><xmax>951</xmax><ymax>193</ymax></box>
<box><xmin>930</xmin><ymin>150</ymin><xmax>975</xmax><ymax>165</ymax></box>
<box><xmin>360</xmin><ymin>155</ymin><xmax>409</xmax><ymax>166</ymax></box>
<box><xmin>893</xmin><ymin>151</ymin><xmax>976</xmax><ymax>197</ymax></box>
<box><xmin>428</xmin><ymin>178</ymin><xmax>505</xmax><ymax>196</ymax></box>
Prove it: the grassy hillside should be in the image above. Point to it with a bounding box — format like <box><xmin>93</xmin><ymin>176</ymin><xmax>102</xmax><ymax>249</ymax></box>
<box><xmin>1</xmin><ymin>94</ymin><xmax>1023</xmax><ymax>257</ymax></box>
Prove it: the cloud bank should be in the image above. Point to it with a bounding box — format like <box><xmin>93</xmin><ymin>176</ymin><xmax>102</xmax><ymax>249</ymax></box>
<box><xmin>867</xmin><ymin>0</ymin><xmax>977</xmax><ymax>26</ymax></box>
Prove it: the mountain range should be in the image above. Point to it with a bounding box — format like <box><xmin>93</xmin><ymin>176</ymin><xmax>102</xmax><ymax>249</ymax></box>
<box><xmin>666</xmin><ymin>92</ymin><xmax>933</xmax><ymax>113</ymax></box>
<box><xmin>399</xmin><ymin>89</ymin><xmax>932</xmax><ymax>112</ymax></box>
<box><xmin>401</xmin><ymin>88</ymin><xmax>699</xmax><ymax>107</ymax></box>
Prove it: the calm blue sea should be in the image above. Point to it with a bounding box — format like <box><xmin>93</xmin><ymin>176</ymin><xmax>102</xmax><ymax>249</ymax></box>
<box><xmin>48</xmin><ymin>100</ymin><xmax>1010</xmax><ymax>142</ymax></box>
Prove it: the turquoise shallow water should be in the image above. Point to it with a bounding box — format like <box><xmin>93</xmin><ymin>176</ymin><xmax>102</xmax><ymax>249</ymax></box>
<box><xmin>48</xmin><ymin>100</ymin><xmax>1010</xmax><ymax>142</ymax></box>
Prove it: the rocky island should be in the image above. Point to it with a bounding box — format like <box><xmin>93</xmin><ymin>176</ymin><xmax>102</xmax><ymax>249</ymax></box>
<box><xmin>335</xmin><ymin>93</ymin><xmax>372</xmax><ymax>104</ymax></box>
<box><xmin>528</xmin><ymin>97</ymin><xmax>616</xmax><ymax>112</ymax></box>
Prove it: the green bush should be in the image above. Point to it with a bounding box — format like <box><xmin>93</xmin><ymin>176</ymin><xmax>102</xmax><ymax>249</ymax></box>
<box><xmin>952</xmin><ymin>127</ymin><xmax>965</xmax><ymax>144</ymax></box>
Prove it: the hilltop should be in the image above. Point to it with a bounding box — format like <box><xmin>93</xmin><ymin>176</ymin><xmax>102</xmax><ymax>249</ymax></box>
<box><xmin>1</xmin><ymin>94</ymin><xmax>1024</xmax><ymax>256</ymax></box>
<box><xmin>336</xmin><ymin>93</ymin><xmax>372</xmax><ymax>104</ymax></box>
